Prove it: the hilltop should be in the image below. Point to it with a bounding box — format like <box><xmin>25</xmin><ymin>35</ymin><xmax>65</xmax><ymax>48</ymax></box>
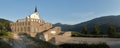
<box><xmin>54</xmin><ymin>15</ymin><xmax>120</xmax><ymax>33</ymax></box>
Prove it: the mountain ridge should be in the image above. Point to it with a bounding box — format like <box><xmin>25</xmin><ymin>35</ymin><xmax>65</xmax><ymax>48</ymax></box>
<box><xmin>53</xmin><ymin>15</ymin><xmax>120</xmax><ymax>33</ymax></box>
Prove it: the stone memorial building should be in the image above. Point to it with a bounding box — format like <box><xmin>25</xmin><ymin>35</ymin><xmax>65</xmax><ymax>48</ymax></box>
<box><xmin>10</xmin><ymin>7</ymin><xmax>71</xmax><ymax>43</ymax></box>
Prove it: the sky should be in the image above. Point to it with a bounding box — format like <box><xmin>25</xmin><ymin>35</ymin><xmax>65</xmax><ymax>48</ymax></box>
<box><xmin>0</xmin><ymin>0</ymin><xmax>120</xmax><ymax>25</ymax></box>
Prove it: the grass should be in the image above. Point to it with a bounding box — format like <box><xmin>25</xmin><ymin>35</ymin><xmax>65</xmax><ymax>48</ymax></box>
<box><xmin>72</xmin><ymin>32</ymin><xmax>108</xmax><ymax>38</ymax></box>
<box><xmin>59</xmin><ymin>43</ymin><xmax>109</xmax><ymax>48</ymax></box>
<box><xmin>71</xmin><ymin>32</ymin><xmax>120</xmax><ymax>38</ymax></box>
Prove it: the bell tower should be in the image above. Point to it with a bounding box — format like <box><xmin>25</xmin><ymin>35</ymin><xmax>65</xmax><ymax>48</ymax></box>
<box><xmin>27</xmin><ymin>6</ymin><xmax>40</xmax><ymax>19</ymax></box>
<box><xmin>34</xmin><ymin>6</ymin><xmax>38</xmax><ymax>12</ymax></box>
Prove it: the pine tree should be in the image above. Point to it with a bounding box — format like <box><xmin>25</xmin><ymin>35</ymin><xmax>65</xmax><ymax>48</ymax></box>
<box><xmin>91</xmin><ymin>24</ymin><xmax>100</xmax><ymax>35</ymax></box>
<box><xmin>81</xmin><ymin>25</ymin><xmax>87</xmax><ymax>34</ymax></box>
<box><xmin>107</xmin><ymin>24</ymin><xmax>116</xmax><ymax>37</ymax></box>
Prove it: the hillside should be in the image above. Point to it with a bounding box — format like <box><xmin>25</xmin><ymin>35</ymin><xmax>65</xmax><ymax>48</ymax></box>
<box><xmin>53</xmin><ymin>15</ymin><xmax>120</xmax><ymax>33</ymax></box>
<box><xmin>0</xmin><ymin>18</ymin><xmax>12</xmax><ymax>31</ymax></box>
<box><xmin>53</xmin><ymin>23</ymin><xmax>73</xmax><ymax>31</ymax></box>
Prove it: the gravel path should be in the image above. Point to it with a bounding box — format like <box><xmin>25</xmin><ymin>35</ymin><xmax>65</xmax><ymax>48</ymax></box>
<box><xmin>56</xmin><ymin>37</ymin><xmax>120</xmax><ymax>48</ymax></box>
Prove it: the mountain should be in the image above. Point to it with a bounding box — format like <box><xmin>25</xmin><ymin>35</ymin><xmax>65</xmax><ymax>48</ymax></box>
<box><xmin>0</xmin><ymin>18</ymin><xmax>12</xmax><ymax>31</ymax></box>
<box><xmin>53</xmin><ymin>23</ymin><xmax>73</xmax><ymax>31</ymax></box>
<box><xmin>53</xmin><ymin>15</ymin><xmax>120</xmax><ymax>33</ymax></box>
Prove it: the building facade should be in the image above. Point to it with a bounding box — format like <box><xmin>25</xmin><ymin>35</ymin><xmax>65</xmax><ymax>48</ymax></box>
<box><xmin>10</xmin><ymin>7</ymin><xmax>71</xmax><ymax>43</ymax></box>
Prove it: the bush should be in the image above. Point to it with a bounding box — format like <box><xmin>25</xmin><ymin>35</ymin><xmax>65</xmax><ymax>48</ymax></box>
<box><xmin>28</xmin><ymin>36</ymin><xmax>60</xmax><ymax>48</ymax></box>
<box><xmin>59</xmin><ymin>43</ymin><xmax>109</xmax><ymax>48</ymax></box>
<box><xmin>0</xmin><ymin>40</ymin><xmax>12</xmax><ymax>48</ymax></box>
<box><xmin>0</xmin><ymin>30</ymin><xmax>8</xmax><ymax>36</ymax></box>
<box><xmin>72</xmin><ymin>32</ymin><xmax>108</xmax><ymax>38</ymax></box>
<box><xmin>71</xmin><ymin>32</ymin><xmax>81</xmax><ymax>37</ymax></box>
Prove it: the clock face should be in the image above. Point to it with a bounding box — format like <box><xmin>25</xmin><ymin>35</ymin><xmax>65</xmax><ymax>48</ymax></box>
<box><xmin>51</xmin><ymin>31</ymin><xmax>56</xmax><ymax>34</ymax></box>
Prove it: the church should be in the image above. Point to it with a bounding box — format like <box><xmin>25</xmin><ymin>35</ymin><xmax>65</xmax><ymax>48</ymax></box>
<box><xmin>10</xmin><ymin>7</ymin><xmax>71</xmax><ymax>44</ymax></box>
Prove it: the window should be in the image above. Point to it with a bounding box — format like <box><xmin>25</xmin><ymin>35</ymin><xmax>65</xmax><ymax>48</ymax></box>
<box><xmin>21</xmin><ymin>27</ymin><xmax>23</xmax><ymax>32</ymax></box>
<box><xmin>28</xmin><ymin>22</ymin><xmax>30</xmax><ymax>25</ymax></box>
<box><xmin>27</xmin><ymin>27</ymin><xmax>30</xmax><ymax>32</ymax></box>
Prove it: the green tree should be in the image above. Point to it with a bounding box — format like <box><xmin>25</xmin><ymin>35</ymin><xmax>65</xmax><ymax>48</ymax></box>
<box><xmin>0</xmin><ymin>30</ymin><xmax>8</xmax><ymax>36</ymax></box>
<box><xmin>91</xmin><ymin>24</ymin><xmax>100</xmax><ymax>35</ymax></box>
<box><xmin>81</xmin><ymin>25</ymin><xmax>87</xmax><ymax>34</ymax></box>
<box><xmin>107</xmin><ymin>24</ymin><xmax>116</xmax><ymax>37</ymax></box>
<box><xmin>71</xmin><ymin>32</ymin><xmax>81</xmax><ymax>37</ymax></box>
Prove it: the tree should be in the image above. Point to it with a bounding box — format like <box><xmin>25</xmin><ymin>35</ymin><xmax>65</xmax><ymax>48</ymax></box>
<box><xmin>0</xmin><ymin>30</ymin><xmax>8</xmax><ymax>36</ymax></box>
<box><xmin>81</xmin><ymin>25</ymin><xmax>87</xmax><ymax>34</ymax></box>
<box><xmin>71</xmin><ymin>32</ymin><xmax>81</xmax><ymax>37</ymax></box>
<box><xmin>107</xmin><ymin>24</ymin><xmax>116</xmax><ymax>37</ymax></box>
<box><xmin>91</xmin><ymin>24</ymin><xmax>100</xmax><ymax>35</ymax></box>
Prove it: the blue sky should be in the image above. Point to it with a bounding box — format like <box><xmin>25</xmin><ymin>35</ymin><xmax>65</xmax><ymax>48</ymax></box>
<box><xmin>0</xmin><ymin>0</ymin><xmax>120</xmax><ymax>25</ymax></box>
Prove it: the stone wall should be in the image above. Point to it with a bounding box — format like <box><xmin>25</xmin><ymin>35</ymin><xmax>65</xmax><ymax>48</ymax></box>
<box><xmin>43</xmin><ymin>26</ymin><xmax>61</xmax><ymax>41</ymax></box>
<box><xmin>54</xmin><ymin>31</ymin><xmax>71</xmax><ymax>44</ymax></box>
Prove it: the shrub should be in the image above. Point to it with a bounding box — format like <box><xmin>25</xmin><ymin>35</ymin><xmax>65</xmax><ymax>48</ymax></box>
<box><xmin>59</xmin><ymin>43</ymin><xmax>109</xmax><ymax>48</ymax></box>
<box><xmin>0</xmin><ymin>40</ymin><xmax>12</xmax><ymax>48</ymax></box>
<box><xmin>28</xmin><ymin>36</ymin><xmax>60</xmax><ymax>48</ymax></box>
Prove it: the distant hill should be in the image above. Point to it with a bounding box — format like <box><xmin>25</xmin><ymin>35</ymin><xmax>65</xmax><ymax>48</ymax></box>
<box><xmin>53</xmin><ymin>23</ymin><xmax>73</xmax><ymax>31</ymax></box>
<box><xmin>53</xmin><ymin>15</ymin><xmax>120</xmax><ymax>33</ymax></box>
<box><xmin>0</xmin><ymin>18</ymin><xmax>12</xmax><ymax>31</ymax></box>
